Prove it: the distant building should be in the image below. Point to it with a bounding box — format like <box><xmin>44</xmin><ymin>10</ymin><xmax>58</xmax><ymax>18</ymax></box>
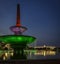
<box><xmin>34</xmin><ymin>45</ymin><xmax>56</xmax><ymax>50</ymax></box>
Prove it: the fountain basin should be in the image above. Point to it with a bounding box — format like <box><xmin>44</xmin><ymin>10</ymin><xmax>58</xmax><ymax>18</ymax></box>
<box><xmin>0</xmin><ymin>35</ymin><xmax>36</xmax><ymax>49</ymax></box>
<box><xmin>0</xmin><ymin>35</ymin><xmax>36</xmax><ymax>44</ymax></box>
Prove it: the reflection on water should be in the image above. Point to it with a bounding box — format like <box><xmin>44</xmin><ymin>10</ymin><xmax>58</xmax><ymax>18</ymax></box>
<box><xmin>3</xmin><ymin>52</ymin><xmax>14</xmax><ymax>60</ymax></box>
<box><xmin>25</xmin><ymin>50</ymin><xmax>58</xmax><ymax>59</ymax></box>
<box><xmin>0</xmin><ymin>50</ymin><xmax>14</xmax><ymax>60</ymax></box>
<box><xmin>0</xmin><ymin>50</ymin><xmax>60</xmax><ymax>60</ymax></box>
<box><xmin>34</xmin><ymin>50</ymin><xmax>56</xmax><ymax>56</ymax></box>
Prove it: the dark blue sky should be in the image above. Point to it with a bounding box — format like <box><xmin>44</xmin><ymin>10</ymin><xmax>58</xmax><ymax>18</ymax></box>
<box><xmin>0</xmin><ymin>0</ymin><xmax>60</xmax><ymax>47</ymax></box>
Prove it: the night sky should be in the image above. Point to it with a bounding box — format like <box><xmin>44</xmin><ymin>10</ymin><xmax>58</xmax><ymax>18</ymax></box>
<box><xmin>0</xmin><ymin>0</ymin><xmax>60</xmax><ymax>47</ymax></box>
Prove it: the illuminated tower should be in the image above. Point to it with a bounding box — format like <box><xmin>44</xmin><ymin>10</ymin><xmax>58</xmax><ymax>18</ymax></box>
<box><xmin>0</xmin><ymin>4</ymin><xmax>36</xmax><ymax>60</ymax></box>
<box><xmin>10</xmin><ymin>4</ymin><xmax>27</xmax><ymax>35</ymax></box>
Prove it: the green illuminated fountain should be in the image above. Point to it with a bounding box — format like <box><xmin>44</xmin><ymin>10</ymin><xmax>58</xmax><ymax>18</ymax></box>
<box><xmin>0</xmin><ymin>35</ymin><xmax>36</xmax><ymax>50</ymax></box>
<box><xmin>0</xmin><ymin>4</ymin><xmax>36</xmax><ymax>59</ymax></box>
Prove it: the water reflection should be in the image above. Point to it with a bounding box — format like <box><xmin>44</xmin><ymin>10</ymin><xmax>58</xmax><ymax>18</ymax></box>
<box><xmin>34</xmin><ymin>50</ymin><xmax>56</xmax><ymax>56</ymax></box>
<box><xmin>0</xmin><ymin>50</ymin><xmax>14</xmax><ymax>60</ymax></box>
<box><xmin>0</xmin><ymin>50</ymin><xmax>60</xmax><ymax>60</ymax></box>
<box><xmin>24</xmin><ymin>50</ymin><xmax>57</xmax><ymax>59</ymax></box>
<box><xmin>24</xmin><ymin>50</ymin><xmax>56</xmax><ymax>56</ymax></box>
<box><xmin>11</xmin><ymin>50</ymin><xmax>27</xmax><ymax>59</ymax></box>
<box><xmin>0</xmin><ymin>50</ymin><xmax>27</xmax><ymax>60</ymax></box>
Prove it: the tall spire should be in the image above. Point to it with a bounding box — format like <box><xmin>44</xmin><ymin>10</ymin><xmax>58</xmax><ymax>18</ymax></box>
<box><xmin>10</xmin><ymin>4</ymin><xmax>27</xmax><ymax>35</ymax></box>
<box><xmin>16</xmin><ymin>4</ymin><xmax>21</xmax><ymax>27</ymax></box>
